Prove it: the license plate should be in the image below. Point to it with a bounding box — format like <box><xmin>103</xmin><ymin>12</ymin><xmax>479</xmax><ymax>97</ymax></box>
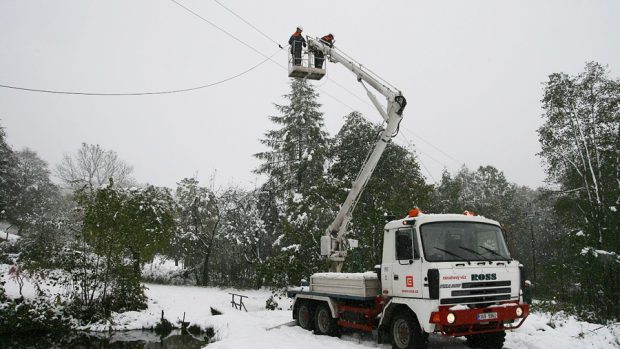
<box><xmin>477</xmin><ymin>312</ymin><xmax>497</xmax><ymax>321</ymax></box>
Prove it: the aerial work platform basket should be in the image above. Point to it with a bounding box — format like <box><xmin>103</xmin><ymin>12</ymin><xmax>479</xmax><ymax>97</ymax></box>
<box><xmin>288</xmin><ymin>49</ymin><xmax>326</xmax><ymax>80</ymax></box>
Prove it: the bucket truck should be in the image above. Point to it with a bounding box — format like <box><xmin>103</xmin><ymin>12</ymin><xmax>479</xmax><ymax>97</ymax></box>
<box><xmin>287</xmin><ymin>37</ymin><xmax>529</xmax><ymax>349</ymax></box>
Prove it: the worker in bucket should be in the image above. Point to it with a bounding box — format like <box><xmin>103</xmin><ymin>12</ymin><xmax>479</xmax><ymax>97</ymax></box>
<box><xmin>314</xmin><ymin>33</ymin><xmax>334</xmax><ymax>68</ymax></box>
<box><xmin>289</xmin><ymin>26</ymin><xmax>306</xmax><ymax>66</ymax></box>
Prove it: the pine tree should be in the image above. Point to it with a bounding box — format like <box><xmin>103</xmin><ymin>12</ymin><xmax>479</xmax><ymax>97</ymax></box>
<box><xmin>255</xmin><ymin>79</ymin><xmax>328</xmax><ymax>199</ymax></box>
<box><xmin>0</xmin><ymin>123</ymin><xmax>18</xmax><ymax>221</ymax></box>
<box><xmin>10</xmin><ymin>149</ymin><xmax>61</xmax><ymax>234</ymax></box>
<box><xmin>254</xmin><ymin>79</ymin><xmax>330</xmax><ymax>287</ymax></box>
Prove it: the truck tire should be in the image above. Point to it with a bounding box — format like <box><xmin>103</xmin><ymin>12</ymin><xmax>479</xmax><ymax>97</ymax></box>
<box><xmin>314</xmin><ymin>303</ymin><xmax>338</xmax><ymax>336</ymax></box>
<box><xmin>391</xmin><ymin>312</ymin><xmax>424</xmax><ymax>349</ymax></box>
<box><xmin>297</xmin><ymin>302</ymin><xmax>314</xmax><ymax>331</ymax></box>
<box><xmin>477</xmin><ymin>331</ymin><xmax>506</xmax><ymax>349</ymax></box>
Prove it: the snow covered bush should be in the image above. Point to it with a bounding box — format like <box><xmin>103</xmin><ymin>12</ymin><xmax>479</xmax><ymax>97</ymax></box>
<box><xmin>265</xmin><ymin>295</ymin><xmax>279</xmax><ymax>310</ymax></box>
<box><xmin>0</xmin><ymin>291</ymin><xmax>71</xmax><ymax>335</ymax></box>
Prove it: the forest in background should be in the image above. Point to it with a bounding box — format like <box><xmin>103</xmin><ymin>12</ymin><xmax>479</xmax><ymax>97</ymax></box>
<box><xmin>0</xmin><ymin>62</ymin><xmax>618</xmax><ymax>335</ymax></box>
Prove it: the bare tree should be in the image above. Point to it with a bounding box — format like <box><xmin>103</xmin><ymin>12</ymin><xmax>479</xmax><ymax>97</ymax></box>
<box><xmin>56</xmin><ymin>143</ymin><xmax>134</xmax><ymax>191</ymax></box>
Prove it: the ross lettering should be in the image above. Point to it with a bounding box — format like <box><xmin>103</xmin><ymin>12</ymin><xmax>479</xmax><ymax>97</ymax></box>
<box><xmin>471</xmin><ymin>273</ymin><xmax>497</xmax><ymax>281</ymax></box>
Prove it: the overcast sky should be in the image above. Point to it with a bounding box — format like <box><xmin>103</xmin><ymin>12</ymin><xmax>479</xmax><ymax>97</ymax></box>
<box><xmin>1</xmin><ymin>0</ymin><xmax>618</xmax><ymax>191</ymax></box>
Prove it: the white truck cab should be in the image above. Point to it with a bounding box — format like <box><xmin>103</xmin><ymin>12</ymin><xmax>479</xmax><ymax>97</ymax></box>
<box><xmin>378</xmin><ymin>211</ymin><xmax>527</xmax><ymax>336</ymax></box>
<box><xmin>289</xmin><ymin>210</ymin><xmax>529</xmax><ymax>349</ymax></box>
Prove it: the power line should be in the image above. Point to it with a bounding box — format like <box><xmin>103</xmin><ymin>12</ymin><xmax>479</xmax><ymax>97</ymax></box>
<box><xmin>399</xmin><ymin>133</ymin><xmax>438</xmax><ymax>184</ymax></box>
<box><xmin>400</xmin><ymin>125</ymin><xmax>463</xmax><ymax>165</ymax></box>
<box><xmin>170</xmin><ymin>0</ymin><xmax>277</xmax><ymax>62</ymax></box>
<box><xmin>0</xmin><ymin>50</ymin><xmax>280</xmax><ymax>96</ymax></box>
<box><xmin>212</xmin><ymin>0</ymin><xmax>284</xmax><ymax>49</ymax></box>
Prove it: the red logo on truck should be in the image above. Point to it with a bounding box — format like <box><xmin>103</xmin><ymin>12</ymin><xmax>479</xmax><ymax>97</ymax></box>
<box><xmin>406</xmin><ymin>275</ymin><xmax>414</xmax><ymax>287</ymax></box>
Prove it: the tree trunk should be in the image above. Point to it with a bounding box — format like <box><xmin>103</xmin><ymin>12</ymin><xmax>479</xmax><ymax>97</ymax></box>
<box><xmin>201</xmin><ymin>253</ymin><xmax>210</xmax><ymax>286</ymax></box>
<box><xmin>131</xmin><ymin>249</ymin><xmax>141</xmax><ymax>278</ymax></box>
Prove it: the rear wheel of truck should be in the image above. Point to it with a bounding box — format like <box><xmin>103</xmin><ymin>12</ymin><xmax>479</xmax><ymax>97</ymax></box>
<box><xmin>297</xmin><ymin>302</ymin><xmax>314</xmax><ymax>331</ymax></box>
<box><xmin>391</xmin><ymin>312</ymin><xmax>424</xmax><ymax>349</ymax></box>
<box><xmin>314</xmin><ymin>303</ymin><xmax>338</xmax><ymax>336</ymax></box>
<box><xmin>470</xmin><ymin>331</ymin><xmax>505</xmax><ymax>349</ymax></box>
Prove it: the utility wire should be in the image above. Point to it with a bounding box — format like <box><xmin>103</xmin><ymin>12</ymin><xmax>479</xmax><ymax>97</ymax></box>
<box><xmin>0</xmin><ymin>50</ymin><xmax>280</xmax><ymax>96</ymax></box>
<box><xmin>400</xmin><ymin>125</ymin><xmax>463</xmax><ymax>165</ymax></box>
<box><xmin>212</xmin><ymin>0</ymin><xmax>284</xmax><ymax>49</ymax></box>
<box><xmin>396</xmin><ymin>133</ymin><xmax>439</xmax><ymax>184</ymax></box>
<box><xmin>170</xmin><ymin>0</ymin><xmax>277</xmax><ymax>62</ymax></box>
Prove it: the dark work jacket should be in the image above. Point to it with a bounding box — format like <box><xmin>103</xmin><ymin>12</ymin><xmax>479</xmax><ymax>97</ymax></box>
<box><xmin>289</xmin><ymin>32</ymin><xmax>306</xmax><ymax>52</ymax></box>
<box><xmin>320</xmin><ymin>35</ymin><xmax>334</xmax><ymax>48</ymax></box>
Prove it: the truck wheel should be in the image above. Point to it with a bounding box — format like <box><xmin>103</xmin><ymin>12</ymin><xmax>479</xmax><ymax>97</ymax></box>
<box><xmin>478</xmin><ymin>331</ymin><xmax>505</xmax><ymax>349</ymax></box>
<box><xmin>297</xmin><ymin>302</ymin><xmax>314</xmax><ymax>331</ymax></box>
<box><xmin>314</xmin><ymin>303</ymin><xmax>338</xmax><ymax>336</ymax></box>
<box><xmin>391</xmin><ymin>312</ymin><xmax>424</xmax><ymax>349</ymax></box>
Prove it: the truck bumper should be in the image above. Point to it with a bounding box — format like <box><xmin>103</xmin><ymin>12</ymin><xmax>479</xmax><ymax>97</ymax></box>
<box><xmin>429</xmin><ymin>303</ymin><xmax>529</xmax><ymax>336</ymax></box>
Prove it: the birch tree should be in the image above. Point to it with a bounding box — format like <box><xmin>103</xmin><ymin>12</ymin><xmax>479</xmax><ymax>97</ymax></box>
<box><xmin>538</xmin><ymin>62</ymin><xmax>619</xmax><ymax>320</ymax></box>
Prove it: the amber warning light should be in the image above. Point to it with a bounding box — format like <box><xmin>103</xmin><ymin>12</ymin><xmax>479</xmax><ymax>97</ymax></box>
<box><xmin>408</xmin><ymin>208</ymin><xmax>422</xmax><ymax>217</ymax></box>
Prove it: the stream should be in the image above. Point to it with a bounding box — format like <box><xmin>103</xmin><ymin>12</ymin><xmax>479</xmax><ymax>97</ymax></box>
<box><xmin>0</xmin><ymin>329</ymin><xmax>210</xmax><ymax>349</ymax></box>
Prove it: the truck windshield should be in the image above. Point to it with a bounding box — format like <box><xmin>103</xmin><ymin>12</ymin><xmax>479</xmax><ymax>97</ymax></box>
<box><xmin>420</xmin><ymin>222</ymin><xmax>511</xmax><ymax>262</ymax></box>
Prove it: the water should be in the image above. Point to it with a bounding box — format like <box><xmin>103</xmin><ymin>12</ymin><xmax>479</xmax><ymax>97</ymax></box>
<box><xmin>0</xmin><ymin>329</ymin><xmax>210</xmax><ymax>349</ymax></box>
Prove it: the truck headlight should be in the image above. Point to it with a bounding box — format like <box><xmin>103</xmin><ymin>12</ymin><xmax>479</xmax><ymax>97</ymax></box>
<box><xmin>446</xmin><ymin>313</ymin><xmax>456</xmax><ymax>324</ymax></box>
<box><xmin>516</xmin><ymin>306</ymin><xmax>523</xmax><ymax>317</ymax></box>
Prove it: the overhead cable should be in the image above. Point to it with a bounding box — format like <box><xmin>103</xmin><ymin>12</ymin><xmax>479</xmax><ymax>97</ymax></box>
<box><xmin>396</xmin><ymin>134</ymin><xmax>439</xmax><ymax>184</ymax></box>
<box><xmin>0</xmin><ymin>50</ymin><xmax>280</xmax><ymax>96</ymax></box>
<box><xmin>400</xmin><ymin>126</ymin><xmax>463</xmax><ymax>165</ymax></box>
<box><xmin>212</xmin><ymin>0</ymin><xmax>284</xmax><ymax>49</ymax></box>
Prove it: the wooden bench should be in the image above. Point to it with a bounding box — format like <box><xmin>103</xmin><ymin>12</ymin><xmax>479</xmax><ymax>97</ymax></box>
<box><xmin>229</xmin><ymin>292</ymin><xmax>247</xmax><ymax>312</ymax></box>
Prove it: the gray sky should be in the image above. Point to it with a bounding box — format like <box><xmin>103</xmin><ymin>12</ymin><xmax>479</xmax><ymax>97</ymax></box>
<box><xmin>1</xmin><ymin>0</ymin><xmax>618</xmax><ymax>190</ymax></box>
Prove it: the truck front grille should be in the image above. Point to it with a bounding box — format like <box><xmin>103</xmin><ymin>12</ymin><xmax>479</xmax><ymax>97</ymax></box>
<box><xmin>462</xmin><ymin>281</ymin><xmax>511</xmax><ymax>288</ymax></box>
<box><xmin>440</xmin><ymin>294</ymin><xmax>511</xmax><ymax>305</ymax></box>
<box><xmin>451</xmin><ymin>287</ymin><xmax>512</xmax><ymax>297</ymax></box>
<box><xmin>440</xmin><ymin>280</ymin><xmax>512</xmax><ymax>305</ymax></box>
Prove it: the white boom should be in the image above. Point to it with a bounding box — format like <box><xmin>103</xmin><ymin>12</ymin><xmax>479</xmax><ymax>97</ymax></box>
<box><xmin>307</xmin><ymin>37</ymin><xmax>407</xmax><ymax>272</ymax></box>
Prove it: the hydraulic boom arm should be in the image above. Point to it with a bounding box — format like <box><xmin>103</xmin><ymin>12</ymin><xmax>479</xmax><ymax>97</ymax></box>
<box><xmin>307</xmin><ymin>37</ymin><xmax>407</xmax><ymax>272</ymax></box>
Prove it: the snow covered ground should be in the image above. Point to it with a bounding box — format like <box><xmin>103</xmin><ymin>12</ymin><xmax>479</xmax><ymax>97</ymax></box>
<box><xmin>0</xmin><ymin>228</ymin><xmax>20</xmax><ymax>242</ymax></box>
<box><xmin>2</xmin><ymin>268</ymin><xmax>619</xmax><ymax>349</ymax></box>
<box><xmin>108</xmin><ymin>285</ymin><xmax>620</xmax><ymax>349</ymax></box>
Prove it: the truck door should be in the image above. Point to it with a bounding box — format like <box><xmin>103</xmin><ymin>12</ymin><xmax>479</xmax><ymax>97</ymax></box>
<box><xmin>392</xmin><ymin>227</ymin><xmax>423</xmax><ymax>298</ymax></box>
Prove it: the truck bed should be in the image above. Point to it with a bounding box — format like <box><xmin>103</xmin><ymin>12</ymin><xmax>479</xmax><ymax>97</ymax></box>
<box><xmin>288</xmin><ymin>272</ymin><xmax>381</xmax><ymax>300</ymax></box>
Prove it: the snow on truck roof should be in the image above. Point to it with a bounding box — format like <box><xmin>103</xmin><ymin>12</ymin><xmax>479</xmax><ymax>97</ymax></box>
<box><xmin>384</xmin><ymin>213</ymin><xmax>501</xmax><ymax>230</ymax></box>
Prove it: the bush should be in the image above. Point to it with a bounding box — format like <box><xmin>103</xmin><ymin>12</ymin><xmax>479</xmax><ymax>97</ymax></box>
<box><xmin>265</xmin><ymin>295</ymin><xmax>280</xmax><ymax>311</ymax></box>
<box><xmin>187</xmin><ymin>324</ymin><xmax>203</xmax><ymax>335</ymax></box>
<box><xmin>0</xmin><ymin>296</ymin><xmax>71</xmax><ymax>335</ymax></box>
<box><xmin>154</xmin><ymin>317</ymin><xmax>173</xmax><ymax>337</ymax></box>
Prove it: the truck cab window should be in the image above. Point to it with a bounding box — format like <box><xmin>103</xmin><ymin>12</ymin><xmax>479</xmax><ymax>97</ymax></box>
<box><xmin>396</xmin><ymin>229</ymin><xmax>414</xmax><ymax>260</ymax></box>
